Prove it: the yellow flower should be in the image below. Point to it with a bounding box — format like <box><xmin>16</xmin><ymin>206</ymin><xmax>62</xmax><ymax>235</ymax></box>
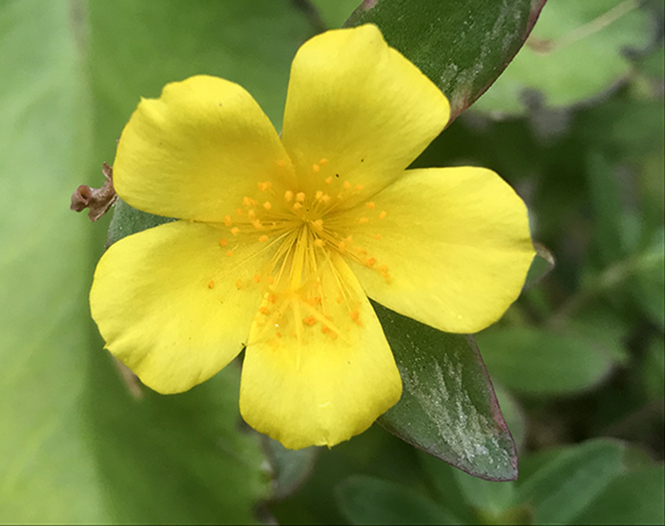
<box><xmin>90</xmin><ymin>25</ymin><xmax>535</xmax><ymax>449</ymax></box>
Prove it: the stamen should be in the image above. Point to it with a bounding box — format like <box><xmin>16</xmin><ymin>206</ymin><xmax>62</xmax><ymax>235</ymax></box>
<box><xmin>379</xmin><ymin>211</ymin><xmax>387</xmax><ymax>219</ymax></box>
<box><xmin>253</xmin><ymin>274</ymin><xmax>261</xmax><ymax>283</ymax></box>
<box><xmin>284</xmin><ymin>190</ymin><xmax>294</xmax><ymax>202</ymax></box>
<box><xmin>263</xmin><ymin>201</ymin><xmax>272</xmax><ymax>210</ymax></box>
<box><xmin>208</xmin><ymin>280</ymin><xmax>215</xmax><ymax>289</ymax></box>
<box><xmin>315</xmin><ymin>190</ymin><xmax>323</xmax><ymax>200</ymax></box>
<box><xmin>230</xmin><ymin>227</ymin><xmax>240</xmax><ymax>236</ymax></box>
<box><xmin>343</xmin><ymin>181</ymin><xmax>351</xmax><ymax>190</ymax></box>
<box><xmin>226</xmin><ymin>250</ymin><xmax>234</xmax><ymax>257</ymax></box>
<box><xmin>366</xmin><ymin>202</ymin><xmax>375</xmax><ymax>209</ymax></box>
<box><xmin>224</xmin><ymin>215</ymin><xmax>233</xmax><ymax>226</ymax></box>
<box><xmin>257</xmin><ymin>181</ymin><xmax>271</xmax><ymax>191</ymax></box>
<box><xmin>259</xmin><ymin>306</ymin><xmax>270</xmax><ymax>315</ymax></box>
<box><xmin>312</xmin><ymin>219</ymin><xmax>323</xmax><ymax>231</ymax></box>
<box><xmin>325</xmin><ymin>176</ymin><xmax>332</xmax><ymax>185</ymax></box>
<box><xmin>356</xmin><ymin>184</ymin><xmax>364</xmax><ymax>191</ymax></box>
<box><xmin>219</xmin><ymin>238</ymin><xmax>229</xmax><ymax>247</ymax></box>
<box><xmin>313</xmin><ymin>239</ymin><xmax>325</xmax><ymax>248</ymax></box>
<box><xmin>243</xmin><ymin>197</ymin><xmax>257</xmax><ymax>207</ymax></box>
<box><xmin>295</xmin><ymin>192</ymin><xmax>306</xmax><ymax>202</ymax></box>
<box><xmin>320</xmin><ymin>158</ymin><xmax>328</xmax><ymax>165</ymax></box>
<box><xmin>312</xmin><ymin>164</ymin><xmax>320</xmax><ymax>173</ymax></box>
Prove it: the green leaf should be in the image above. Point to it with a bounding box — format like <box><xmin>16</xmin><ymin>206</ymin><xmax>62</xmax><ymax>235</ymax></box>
<box><xmin>345</xmin><ymin>0</ymin><xmax>546</xmax><ymax>122</ymax></box>
<box><xmin>309</xmin><ymin>0</ymin><xmax>362</xmax><ymax>28</ymax></box>
<box><xmin>475</xmin><ymin>327</ymin><xmax>615</xmax><ymax>395</ymax></box>
<box><xmin>336</xmin><ymin>475</ymin><xmax>460</xmax><ymax>525</ymax></box>
<box><xmin>472</xmin><ymin>0</ymin><xmax>654</xmax><ymax>116</ymax></box>
<box><xmin>573</xmin><ymin>464</ymin><xmax>665</xmax><ymax>525</ymax></box>
<box><xmin>516</xmin><ymin>439</ymin><xmax>626</xmax><ymax>524</ymax></box>
<box><xmin>374</xmin><ymin>303</ymin><xmax>518</xmax><ymax>481</ymax></box>
<box><xmin>0</xmin><ymin>0</ymin><xmax>320</xmax><ymax>521</ymax></box>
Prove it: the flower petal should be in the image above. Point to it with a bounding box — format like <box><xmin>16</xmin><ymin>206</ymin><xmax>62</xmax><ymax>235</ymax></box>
<box><xmin>90</xmin><ymin>221</ymin><xmax>272</xmax><ymax>393</ymax></box>
<box><xmin>344</xmin><ymin>167</ymin><xmax>535</xmax><ymax>334</ymax></box>
<box><xmin>114</xmin><ymin>75</ymin><xmax>295</xmax><ymax>222</ymax></box>
<box><xmin>239</xmin><ymin>252</ymin><xmax>401</xmax><ymax>449</ymax></box>
<box><xmin>281</xmin><ymin>24</ymin><xmax>449</xmax><ymax>207</ymax></box>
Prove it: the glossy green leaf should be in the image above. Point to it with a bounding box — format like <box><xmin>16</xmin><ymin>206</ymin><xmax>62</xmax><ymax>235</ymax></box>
<box><xmin>573</xmin><ymin>464</ymin><xmax>665</xmax><ymax>525</ymax></box>
<box><xmin>336</xmin><ymin>475</ymin><xmax>460</xmax><ymax>525</ymax></box>
<box><xmin>475</xmin><ymin>327</ymin><xmax>615</xmax><ymax>395</ymax></box>
<box><xmin>473</xmin><ymin>0</ymin><xmax>654</xmax><ymax>116</ymax></box>
<box><xmin>516</xmin><ymin>439</ymin><xmax>626</xmax><ymax>524</ymax></box>
<box><xmin>345</xmin><ymin>0</ymin><xmax>546</xmax><ymax>122</ymax></box>
<box><xmin>374</xmin><ymin>303</ymin><xmax>518</xmax><ymax>481</ymax></box>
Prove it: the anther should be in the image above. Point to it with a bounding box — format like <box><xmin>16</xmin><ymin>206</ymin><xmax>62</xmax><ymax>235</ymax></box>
<box><xmin>356</xmin><ymin>184</ymin><xmax>364</xmax><ymax>190</ymax></box>
<box><xmin>312</xmin><ymin>164</ymin><xmax>320</xmax><ymax>173</ymax></box>
<box><xmin>266</xmin><ymin>276</ymin><xmax>275</xmax><ymax>285</ymax></box>
<box><xmin>295</xmin><ymin>192</ymin><xmax>306</xmax><ymax>202</ymax></box>
<box><xmin>219</xmin><ymin>238</ymin><xmax>229</xmax><ymax>247</ymax></box>
<box><xmin>366</xmin><ymin>202</ymin><xmax>375</xmax><ymax>209</ymax></box>
<box><xmin>343</xmin><ymin>181</ymin><xmax>351</xmax><ymax>190</ymax></box>
<box><xmin>338</xmin><ymin>241</ymin><xmax>346</xmax><ymax>251</ymax></box>
<box><xmin>259</xmin><ymin>306</ymin><xmax>270</xmax><ymax>315</ymax></box>
<box><xmin>226</xmin><ymin>250</ymin><xmax>234</xmax><ymax>257</ymax></box>
<box><xmin>276</xmin><ymin>160</ymin><xmax>286</xmax><ymax>167</ymax></box>
<box><xmin>325</xmin><ymin>176</ymin><xmax>332</xmax><ymax>184</ymax></box>
<box><xmin>358</xmin><ymin>217</ymin><xmax>369</xmax><ymax>224</ymax></box>
<box><xmin>258</xmin><ymin>235</ymin><xmax>269</xmax><ymax>243</ymax></box>
<box><xmin>257</xmin><ymin>181</ymin><xmax>271</xmax><ymax>191</ymax></box>
<box><xmin>314</xmin><ymin>239</ymin><xmax>325</xmax><ymax>248</ymax></box>
<box><xmin>312</xmin><ymin>219</ymin><xmax>323</xmax><ymax>231</ymax></box>
<box><xmin>231</xmin><ymin>227</ymin><xmax>240</xmax><ymax>236</ymax></box>
<box><xmin>208</xmin><ymin>280</ymin><xmax>215</xmax><ymax>289</ymax></box>
<box><xmin>251</xmin><ymin>219</ymin><xmax>262</xmax><ymax>229</ymax></box>
<box><xmin>224</xmin><ymin>215</ymin><xmax>233</xmax><ymax>226</ymax></box>
<box><xmin>293</xmin><ymin>202</ymin><xmax>303</xmax><ymax>210</ymax></box>
<box><xmin>263</xmin><ymin>201</ymin><xmax>272</xmax><ymax>210</ymax></box>
<box><xmin>236</xmin><ymin>208</ymin><xmax>244</xmax><ymax>216</ymax></box>
<box><xmin>303</xmin><ymin>315</ymin><xmax>317</xmax><ymax>326</ymax></box>
<box><xmin>315</xmin><ymin>190</ymin><xmax>323</xmax><ymax>200</ymax></box>
<box><xmin>379</xmin><ymin>211</ymin><xmax>387</xmax><ymax>219</ymax></box>
<box><xmin>284</xmin><ymin>190</ymin><xmax>293</xmax><ymax>202</ymax></box>
<box><xmin>366</xmin><ymin>257</ymin><xmax>376</xmax><ymax>267</ymax></box>
<box><xmin>248</xmin><ymin>209</ymin><xmax>256</xmax><ymax>219</ymax></box>
<box><xmin>235</xmin><ymin>279</ymin><xmax>244</xmax><ymax>290</ymax></box>
<box><xmin>243</xmin><ymin>197</ymin><xmax>257</xmax><ymax>207</ymax></box>
<box><xmin>374</xmin><ymin>234</ymin><xmax>382</xmax><ymax>240</ymax></box>
<box><xmin>320</xmin><ymin>158</ymin><xmax>328</xmax><ymax>165</ymax></box>
<box><xmin>253</xmin><ymin>274</ymin><xmax>261</xmax><ymax>283</ymax></box>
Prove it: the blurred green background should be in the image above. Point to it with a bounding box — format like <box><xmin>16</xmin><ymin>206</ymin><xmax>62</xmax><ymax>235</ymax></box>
<box><xmin>0</xmin><ymin>0</ymin><xmax>663</xmax><ymax>524</ymax></box>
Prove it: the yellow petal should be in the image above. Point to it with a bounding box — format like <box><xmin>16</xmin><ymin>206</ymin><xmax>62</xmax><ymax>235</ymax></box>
<box><xmin>344</xmin><ymin>167</ymin><xmax>535</xmax><ymax>334</ymax></box>
<box><xmin>239</xmin><ymin>252</ymin><xmax>401</xmax><ymax>449</ymax></box>
<box><xmin>282</xmin><ymin>24</ymin><xmax>449</xmax><ymax>208</ymax></box>
<box><xmin>90</xmin><ymin>221</ymin><xmax>271</xmax><ymax>393</ymax></box>
<box><xmin>114</xmin><ymin>75</ymin><xmax>295</xmax><ymax>222</ymax></box>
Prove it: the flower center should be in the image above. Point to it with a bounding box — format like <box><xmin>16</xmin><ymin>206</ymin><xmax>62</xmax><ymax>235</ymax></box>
<box><xmin>206</xmin><ymin>159</ymin><xmax>391</xmax><ymax>346</ymax></box>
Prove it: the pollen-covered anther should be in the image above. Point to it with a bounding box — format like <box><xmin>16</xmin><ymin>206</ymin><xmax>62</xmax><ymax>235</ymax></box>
<box><xmin>379</xmin><ymin>210</ymin><xmax>388</xmax><ymax>219</ymax></box>
<box><xmin>356</xmin><ymin>184</ymin><xmax>364</xmax><ymax>191</ymax></box>
<box><xmin>358</xmin><ymin>217</ymin><xmax>369</xmax><ymax>224</ymax></box>
<box><xmin>226</xmin><ymin>250</ymin><xmax>234</xmax><ymax>257</ymax></box>
<box><xmin>312</xmin><ymin>164</ymin><xmax>320</xmax><ymax>173</ymax></box>
<box><xmin>219</xmin><ymin>238</ymin><xmax>229</xmax><ymax>247</ymax></box>
<box><xmin>320</xmin><ymin>158</ymin><xmax>328</xmax><ymax>165</ymax></box>
<box><xmin>259</xmin><ymin>306</ymin><xmax>270</xmax><ymax>315</ymax></box>
<box><xmin>258</xmin><ymin>235</ymin><xmax>269</xmax><ymax>243</ymax></box>
<box><xmin>311</xmin><ymin>219</ymin><xmax>324</xmax><ymax>231</ymax></box>
<box><xmin>366</xmin><ymin>257</ymin><xmax>376</xmax><ymax>267</ymax></box>
<box><xmin>243</xmin><ymin>197</ymin><xmax>257</xmax><ymax>207</ymax></box>
<box><xmin>257</xmin><ymin>181</ymin><xmax>271</xmax><ymax>192</ymax></box>
<box><xmin>248</xmin><ymin>209</ymin><xmax>256</xmax><ymax>220</ymax></box>
<box><xmin>366</xmin><ymin>202</ymin><xmax>375</xmax><ymax>209</ymax></box>
<box><xmin>295</xmin><ymin>192</ymin><xmax>306</xmax><ymax>202</ymax></box>
<box><xmin>293</xmin><ymin>202</ymin><xmax>303</xmax><ymax>210</ymax></box>
<box><xmin>266</xmin><ymin>276</ymin><xmax>275</xmax><ymax>285</ymax></box>
<box><xmin>208</xmin><ymin>280</ymin><xmax>215</xmax><ymax>289</ymax></box>
<box><xmin>263</xmin><ymin>201</ymin><xmax>272</xmax><ymax>210</ymax></box>
<box><xmin>230</xmin><ymin>227</ymin><xmax>240</xmax><ymax>236</ymax></box>
<box><xmin>251</xmin><ymin>219</ymin><xmax>263</xmax><ymax>229</ymax></box>
<box><xmin>338</xmin><ymin>241</ymin><xmax>346</xmax><ymax>251</ymax></box>
<box><xmin>315</xmin><ymin>190</ymin><xmax>323</xmax><ymax>200</ymax></box>
<box><xmin>325</xmin><ymin>176</ymin><xmax>332</xmax><ymax>185</ymax></box>
<box><xmin>284</xmin><ymin>190</ymin><xmax>294</xmax><ymax>202</ymax></box>
<box><xmin>303</xmin><ymin>315</ymin><xmax>317</xmax><ymax>326</ymax></box>
<box><xmin>343</xmin><ymin>181</ymin><xmax>351</xmax><ymax>190</ymax></box>
<box><xmin>253</xmin><ymin>274</ymin><xmax>261</xmax><ymax>283</ymax></box>
<box><xmin>224</xmin><ymin>215</ymin><xmax>233</xmax><ymax>226</ymax></box>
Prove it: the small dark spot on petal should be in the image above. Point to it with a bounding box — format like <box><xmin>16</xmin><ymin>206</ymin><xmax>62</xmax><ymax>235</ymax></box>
<box><xmin>335</xmin><ymin>173</ymin><xmax>339</xmax><ymax>178</ymax></box>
